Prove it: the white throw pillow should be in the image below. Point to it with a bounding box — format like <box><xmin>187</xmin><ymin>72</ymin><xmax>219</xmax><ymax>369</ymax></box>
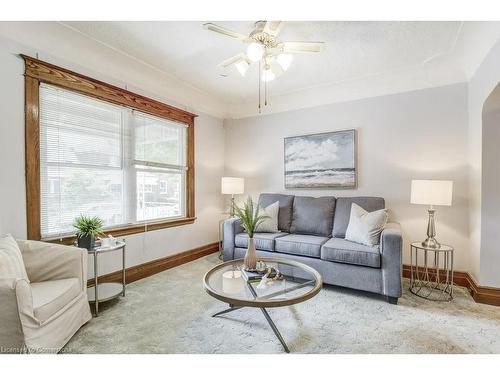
<box><xmin>0</xmin><ymin>234</ymin><xmax>30</xmax><ymax>281</ymax></box>
<box><xmin>255</xmin><ymin>201</ymin><xmax>280</xmax><ymax>233</ymax></box>
<box><xmin>345</xmin><ymin>203</ymin><xmax>388</xmax><ymax>246</ymax></box>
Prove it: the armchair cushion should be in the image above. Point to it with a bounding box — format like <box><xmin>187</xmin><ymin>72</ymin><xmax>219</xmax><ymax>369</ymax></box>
<box><xmin>31</xmin><ymin>278</ymin><xmax>81</xmax><ymax>323</ymax></box>
<box><xmin>0</xmin><ymin>234</ymin><xmax>29</xmax><ymax>281</ymax></box>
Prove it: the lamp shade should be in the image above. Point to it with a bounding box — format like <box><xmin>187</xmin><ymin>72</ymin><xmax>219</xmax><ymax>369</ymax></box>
<box><xmin>221</xmin><ymin>177</ymin><xmax>244</xmax><ymax>195</ymax></box>
<box><xmin>410</xmin><ymin>180</ymin><xmax>453</xmax><ymax>206</ymax></box>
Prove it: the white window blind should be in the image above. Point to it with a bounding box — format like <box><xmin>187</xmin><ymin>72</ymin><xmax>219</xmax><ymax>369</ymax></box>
<box><xmin>133</xmin><ymin>112</ymin><xmax>187</xmax><ymax>222</ymax></box>
<box><xmin>39</xmin><ymin>84</ymin><xmax>187</xmax><ymax>238</ymax></box>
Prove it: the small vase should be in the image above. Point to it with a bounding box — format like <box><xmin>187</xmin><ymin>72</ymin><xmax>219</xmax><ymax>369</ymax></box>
<box><xmin>244</xmin><ymin>237</ymin><xmax>257</xmax><ymax>270</ymax></box>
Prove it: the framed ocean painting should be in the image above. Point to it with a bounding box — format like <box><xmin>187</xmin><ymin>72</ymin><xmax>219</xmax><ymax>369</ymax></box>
<box><xmin>284</xmin><ymin>129</ymin><xmax>357</xmax><ymax>188</ymax></box>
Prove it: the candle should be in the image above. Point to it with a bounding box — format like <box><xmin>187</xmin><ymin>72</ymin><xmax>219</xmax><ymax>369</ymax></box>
<box><xmin>222</xmin><ymin>270</ymin><xmax>243</xmax><ymax>295</ymax></box>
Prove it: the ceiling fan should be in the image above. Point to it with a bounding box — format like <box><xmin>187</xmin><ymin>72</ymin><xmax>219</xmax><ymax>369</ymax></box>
<box><xmin>203</xmin><ymin>21</ymin><xmax>325</xmax><ymax>113</ymax></box>
<box><xmin>204</xmin><ymin>21</ymin><xmax>325</xmax><ymax>81</ymax></box>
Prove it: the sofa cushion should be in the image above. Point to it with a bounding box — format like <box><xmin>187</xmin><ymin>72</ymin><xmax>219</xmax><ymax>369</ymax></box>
<box><xmin>275</xmin><ymin>234</ymin><xmax>329</xmax><ymax>258</ymax></box>
<box><xmin>235</xmin><ymin>232</ymin><xmax>288</xmax><ymax>251</ymax></box>
<box><xmin>345</xmin><ymin>203</ymin><xmax>388</xmax><ymax>246</ymax></box>
<box><xmin>290</xmin><ymin>196</ymin><xmax>336</xmax><ymax>237</ymax></box>
<box><xmin>321</xmin><ymin>238</ymin><xmax>381</xmax><ymax>268</ymax></box>
<box><xmin>0</xmin><ymin>234</ymin><xmax>30</xmax><ymax>281</ymax></box>
<box><xmin>259</xmin><ymin>193</ymin><xmax>294</xmax><ymax>232</ymax></box>
<box><xmin>332</xmin><ymin>197</ymin><xmax>385</xmax><ymax>238</ymax></box>
<box><xmin>31</xmin><ymin>277</ymin><xmax>81</xmax><ymax>322</ymax></box>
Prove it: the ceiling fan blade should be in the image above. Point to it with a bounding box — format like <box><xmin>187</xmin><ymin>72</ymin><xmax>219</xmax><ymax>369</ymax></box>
<box><xmin>263</xmin><ymin>21</ymin><xmax>284</xmax><ymax>37</ymax></box>
<box><xmin>281</xmin><ymin>41</ymin><xmax>325</xmax><ymax>53</ymax></box>
<box><xmin>203</xmin><ymin>23</ymin><xmax>248</xmax><ymax>41</ymax></box>
<box><xmin>218</xmin><ymin>53</ymin><xmax>247</xmax><ymax>68</ymax></box>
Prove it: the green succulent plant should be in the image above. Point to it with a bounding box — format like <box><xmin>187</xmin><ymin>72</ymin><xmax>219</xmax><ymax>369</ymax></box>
<box><xmin>73</xmin><ymin>215</ymin><xmax>104</xmax><ymax>238</ymax></box>
<box><xmin>233</xmin><ymin>197</ymin><xmax>269</xmax><ymax>238</ymax></box>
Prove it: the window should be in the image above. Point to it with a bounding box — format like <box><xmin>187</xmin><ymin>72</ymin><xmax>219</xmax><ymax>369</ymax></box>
<box><xmin>24</xmin><ymin>55</ymin><xmax>195</xmax><ymax>241</ymax></box>
<box><xmin>133</xmin><ymin>111</ymin><xmax>187</xmax><ymax>222</ymax></box>
<box><xmin>38</xmin><ymin>84</ymin><xmax>188</xmax><ymax>238</ymax></box>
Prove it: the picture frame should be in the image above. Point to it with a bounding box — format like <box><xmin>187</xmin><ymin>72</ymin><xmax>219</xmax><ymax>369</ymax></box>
<box><xmin>284</xmin><ymin>129</ymin><xmax>357</xmax><ymax>189</ymax></box>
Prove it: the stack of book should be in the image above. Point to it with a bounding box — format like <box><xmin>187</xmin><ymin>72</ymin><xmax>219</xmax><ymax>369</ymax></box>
<box><xmin>240</xmin><ymin>268</ymin><xmax>265</xmax><ymax>282</ymax></box>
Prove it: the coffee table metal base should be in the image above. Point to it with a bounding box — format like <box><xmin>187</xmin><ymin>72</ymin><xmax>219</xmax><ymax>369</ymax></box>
<box><xmin>212</xmin><ymin>304</ymin><xmax>290</xmax><ymax>353</ymax></box>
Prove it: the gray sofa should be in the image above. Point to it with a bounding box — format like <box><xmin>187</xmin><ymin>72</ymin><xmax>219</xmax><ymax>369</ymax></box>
<box><xmin>223</xmin><ymin>193</ymin><xmax>403</xmax><ymax>304</ymax></box>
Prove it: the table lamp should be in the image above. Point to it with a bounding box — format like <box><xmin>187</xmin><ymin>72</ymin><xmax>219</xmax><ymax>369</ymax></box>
<box><xmin>221</xmin><ymin>177</ymin><xmax>244</xmax><ymax>216</ymax></box>
<box><xmin>410</xmin><ymin>179</ymin><xmax>453</xmax><ymax>249</ymax></box>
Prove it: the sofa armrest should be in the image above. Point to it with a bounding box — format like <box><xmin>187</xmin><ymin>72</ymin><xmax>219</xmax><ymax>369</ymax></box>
<box><xmin>223</xmin><ymin>218</ymin><xmax>243</xmax><ymax>260</ymax></box>
<box><xmin>16</xmin><ymin>240</ymin><xmax>88</xmax><ymax>291</ymax></box>
<box><xmin>380</xmin><ymin>222</ymin><xmax>403</xmax><ymax>298</ymax></box>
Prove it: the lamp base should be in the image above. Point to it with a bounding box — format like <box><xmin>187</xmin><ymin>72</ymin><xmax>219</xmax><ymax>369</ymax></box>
<box><xmin>422</xmin><ymin>237</ymin><xmax>441</xmax><ymax>249</ymax></box>
<box><xmin>229</xmin><ymin>195</ymin><xmax>235</xmax><ymax>217</ymax></box>
<box><xmin>421</xmin><ymin>207</ymin><xmax>441</xmax><ymax>249</ymax></box>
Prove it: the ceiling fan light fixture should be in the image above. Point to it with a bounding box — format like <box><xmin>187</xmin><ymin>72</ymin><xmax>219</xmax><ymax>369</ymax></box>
<box><xmin>246</xmin><ymin>42</ymin><xmax>264</xmax><ymax>62</ymax></box>
<box><xmin>235</xmin><ymin>60</ymin><xmax>249</xmax><ymax>76</ymax></box>
<box><xmin>276</xmin><ymin>53</ymin><xmax>293</xmax><ymax>71</ymax></box>
<box><xmin>203</xmin><ymin>21</ymin><xmax>325</xmax><ymax>112</ymax></box>
<box><xmin>262</xmin><ymin>67</ymin><xmax>275</xmax><ymax>82</ymax></box>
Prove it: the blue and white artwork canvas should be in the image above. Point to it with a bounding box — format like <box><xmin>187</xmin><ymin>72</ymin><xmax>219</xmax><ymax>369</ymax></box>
<box><xmin>284</xmin><ymin>130</ymin><xmax>356</xmax><ymax>188</ymax></box>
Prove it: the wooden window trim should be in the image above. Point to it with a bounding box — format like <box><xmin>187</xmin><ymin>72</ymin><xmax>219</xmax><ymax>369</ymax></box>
<box><xmin>22</xmin><ymin>54</ymin><xmax>197</xmax><ymax>243</ymax></box>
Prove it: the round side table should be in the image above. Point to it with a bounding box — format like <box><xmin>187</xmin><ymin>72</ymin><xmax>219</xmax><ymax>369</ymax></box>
<box><xmin>87</xmin><ymin>240</ymin><xmax>126</xmax><ymax>316</ymax></box>
<box><xmin>409</xmin><ymin>242</ymin><xmax>454</xmax><ymax>301</ymax></box>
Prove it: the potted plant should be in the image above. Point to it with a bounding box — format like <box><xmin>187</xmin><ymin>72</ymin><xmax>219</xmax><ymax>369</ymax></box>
<box><xmin>73</xmin><ymin>215</ymin><xmax>104</xmax><ymax>250</ymax></box>
<box><xmin>234</xmin><ymin>197</ymin><xmax>269</xmax><ymax>270</ymax></box>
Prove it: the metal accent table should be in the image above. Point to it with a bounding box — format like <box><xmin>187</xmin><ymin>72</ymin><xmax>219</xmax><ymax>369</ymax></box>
<box><xmin>409</xmin><ymin>242</ymin><xmax>454</xmax><ymax>301</ymax></box>
<box><xmin>204</xmin><ymin>257</ymin><xmax>323</xmax><ymax>353</ymax></box>
<box><xmin>87</xmin><ymin>240</ymin><xmax>126</xmax><ymax>316</ymax></box>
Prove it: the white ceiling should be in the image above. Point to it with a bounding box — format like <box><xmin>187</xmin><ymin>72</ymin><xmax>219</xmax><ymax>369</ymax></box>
<box><xmin>54</xmin><ymin>21</ymin><xmax>500</xmax><ymax>118</ymax></box>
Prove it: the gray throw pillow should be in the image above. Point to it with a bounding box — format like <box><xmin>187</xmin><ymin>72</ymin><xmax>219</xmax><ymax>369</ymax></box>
<box><xmin>290</xmin><ymin>196</ymin><xmax>336</xmax><ymax>237</ymax></box>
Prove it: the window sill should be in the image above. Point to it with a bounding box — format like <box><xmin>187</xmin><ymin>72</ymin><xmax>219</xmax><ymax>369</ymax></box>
<box><xmin>44</xmin><ymin>216</ymin><xmax>197</xmax><ymax>245</ymax></box>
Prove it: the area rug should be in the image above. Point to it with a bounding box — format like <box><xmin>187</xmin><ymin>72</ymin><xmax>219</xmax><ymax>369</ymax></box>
<box><xmin>64</xmin><ymin>254</ymin><xmax>500</xmax><ymax>354</ymax></box>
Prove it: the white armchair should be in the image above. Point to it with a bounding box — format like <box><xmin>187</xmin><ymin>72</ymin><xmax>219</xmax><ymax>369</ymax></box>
<box><xmin>0</xmin><ymin>237</ymin><xmax>91</xmax><ymax>353</ymax></box>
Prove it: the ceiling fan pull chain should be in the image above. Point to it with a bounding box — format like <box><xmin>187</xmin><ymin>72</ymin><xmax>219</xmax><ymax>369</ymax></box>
<box><xmin>265</xmin><ymin>72</ymin><xmax>268</xmax><ymax>107</ymax></box>
<box><xmin>264</xmin><ymin>52</ymin><xmax>268</xmax><ymax>107</ymax></box>
<box><xmin>258</xmin><ymin>59</ymin><xmax>262</xmax><ymax>113</ymax></box>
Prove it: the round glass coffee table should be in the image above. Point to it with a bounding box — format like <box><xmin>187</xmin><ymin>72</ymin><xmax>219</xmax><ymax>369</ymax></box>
<box><xmin>203</xmin><ymin>257</ymin><xmax>323</xmax><ymax>353</ymax></box>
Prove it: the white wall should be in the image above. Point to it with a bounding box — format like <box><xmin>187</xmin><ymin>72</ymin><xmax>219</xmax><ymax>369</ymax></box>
<box><xmin>480</xmin><ymin>107</ymin><xmax>500</xmax><ymax>286</ymax></box>
<box><xmin>467</xmin><ymin>38</ymin><xmax>500</xmax><ymax>286</ymax></box>
<box><xmin>0</xmin><ymin>33</ymin><xmax>226</xmax><ymax>278</ymax></box>
<box><xmin>225</xmin><ymin>83</ymin><xmax>470</xmax><ymax>270</ymax></box>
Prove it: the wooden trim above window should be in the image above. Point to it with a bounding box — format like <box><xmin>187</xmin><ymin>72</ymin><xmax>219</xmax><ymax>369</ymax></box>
<box><xmin>22</xmin><ymin>54</ymin><xmax>197</xmax><ymax>241</ymax></box>
<box><xmin>22</xmin><ymin>55</ymin><xmax>196</xmax><ymax>124</ymax></box>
